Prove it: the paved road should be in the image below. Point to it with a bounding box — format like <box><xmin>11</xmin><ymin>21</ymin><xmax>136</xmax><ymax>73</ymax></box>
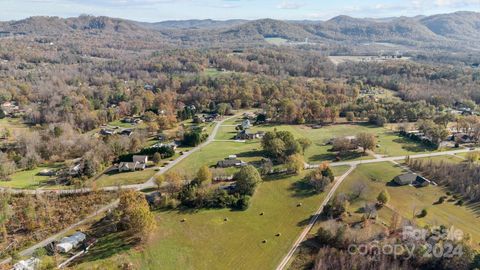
<box><xmin>308</xmin><ymin>148</ymin><xmax>476</xmax><ymax>168</ymax></box>
<box><xmin>275</xmin><ymin>165</ymin><xmax>357</xmax><ymax>270</ymax></box>
<box><xmin>140</xmin><ymin>113</ymin><xmax>240</xmax><ymax>189</ymax></box>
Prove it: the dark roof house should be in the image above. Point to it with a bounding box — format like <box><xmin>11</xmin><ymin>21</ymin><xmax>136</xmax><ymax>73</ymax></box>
<box><xmin>394</xmin><ymin>173</ymin><xmax>430</xmax><ymax>187</ymax></box>
<box><xmin>217</xmin><ymin>158</ymin><xmax>245</xmax><ymax>168</ymax></box>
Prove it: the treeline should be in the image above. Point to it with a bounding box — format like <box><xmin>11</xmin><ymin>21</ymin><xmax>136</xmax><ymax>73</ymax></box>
<box><xmin>408</xmin><ymin>159</ymin><xmax>480</xmax><ymax>202</ymax></box>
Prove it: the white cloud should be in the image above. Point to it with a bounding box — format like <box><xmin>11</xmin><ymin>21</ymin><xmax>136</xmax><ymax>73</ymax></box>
<box><xmin>277</xmin><ymin>1</ymin><xmax>304</xmax><ymax>9</ymax></box>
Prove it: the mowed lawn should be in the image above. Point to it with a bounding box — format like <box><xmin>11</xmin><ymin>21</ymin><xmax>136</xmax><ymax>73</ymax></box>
<box><xmin>171</xmin><ymin>141</ymin><xmax>264</xmax><ymax>177</ymax></box>
<box><xmin>0</xmin><ymin>164</ymin><xmax>62</xmax><ymax>189</ymax></box>
<box><xmin>336</xmin><ymin>162</ymin><xmax>480</xmax><ymax>244</ymax></box>
<box><xmin>94</xmin><ymin>168</ymin><xmax>157</xmax><ymax>188</ymax></box>
<box><xmin>409</xmin><ymin>154</ymin><xmax>465</xmax><ymax>164</ymax></box>
<box><xmin>74</xmin><ymin>172</ymin><xmax>331</xmax><ymax>270</ymax></box>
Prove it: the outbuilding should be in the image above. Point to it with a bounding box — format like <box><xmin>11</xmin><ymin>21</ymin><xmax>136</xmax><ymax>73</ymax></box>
<box><xmin>56</xmin><ymin>232</ymin><xmax>86</xmax><ymax>253</ymax></box>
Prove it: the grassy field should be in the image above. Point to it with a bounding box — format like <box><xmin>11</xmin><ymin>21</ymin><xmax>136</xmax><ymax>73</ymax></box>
<box><xmin>74</xmin><ymin>172</ymin><xmax>332</xmax><ymax>270</ymax></box>
<box><xmin>0</xmin><ymin>164</ymin><xmax>63</xmax><ymax>189</ymax></box>
<box><xmin>94</xmin><ymin>168</ymin><xmax>157</xmax><ymax>187</ymax></box>
<box><xmin>171</xmin><ymin>141</ymin><xmax>264</xmax><ymax>177</ymax></box>
<box><xmin>336</xmin><ymin>162</ymin><xmax>480</xmax><ymax>244</ymax></box>
<box><xmin>410</xmin><ymin>154</ymin><xmax>465</xmax><ymax>164</ymax></box>
<box><xmin>0</xmin><ymin>117</ymin><xmax>31</xmax><ymax>143</ymax></box>
<box><xmin>265</xmin><ymin>37</ymin><xmax>289</xmax><ymax>45</ymax></box>
<box><xmin>215</xmin><ymin>122</ymin><xmax>441</xmax><ymax>164</ymax></box>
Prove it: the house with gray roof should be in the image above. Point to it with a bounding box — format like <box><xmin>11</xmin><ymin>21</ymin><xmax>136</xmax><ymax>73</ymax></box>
<box><xmin>393</xmin><ymin>173</ymin><xmax>430</xmax><ymax>187</ymax></box>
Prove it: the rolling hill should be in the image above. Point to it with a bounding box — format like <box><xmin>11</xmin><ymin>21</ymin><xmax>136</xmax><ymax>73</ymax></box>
<box><xmin>1</xmin><ymin>11</ymin><xmax>479</xmax><ymax>51</ymax></box>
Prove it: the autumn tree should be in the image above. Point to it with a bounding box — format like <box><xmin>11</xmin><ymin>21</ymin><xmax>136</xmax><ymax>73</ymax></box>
<box><xmin>152</xmin><ymin>152</ymin><xmax>162</xmax><ymax>164</ymax></box>
<box><xmin>261</xmin><ymin>130</ymin><xmax>301</xmax><ymax>161</ymax></box>
<box><xmin>297</xmin><ymin>138</ymin><xmax>312</xmax><ymax>153</ymax></box>
<box><xmin>196</xmin><ymin>165</ymin><xmax>212</xmax><ymax>185</ymax></box>
<box><xmin>356</xmin><ymin>132</ymin><xmax>377</xmax><ymax>154</ymax></box>
<box><xmin>309</xmin><ymin>162</ymin><xmax>335</xmax><ymax>193</ymax></box>
<box><xmin>154</xmin><ymin>174</ymin><xmax>165</xmax><ymax>191</ymax></box>
<box><xmin>165</xmin><ymin>171</ymin><xmax>183</xmax><ymax>196</ymax></box>
<box><xmin>117</xmin><ymin>190</ymin><xmax>156</xmax><ymax>241</ymax></box>
<box><xmin>286</xmin><ymin>154</ymin><xmax>305</xmax><ymax>174</ymax></box>
<box><xmin>235</xmin><ymin>165</ymin><xmax>262</xmax><ymax>196</ymax></box>
<box><xmin>377</xmin><ymin>190</ymin><xmax>390</xmax><ymax>206</ymax></box>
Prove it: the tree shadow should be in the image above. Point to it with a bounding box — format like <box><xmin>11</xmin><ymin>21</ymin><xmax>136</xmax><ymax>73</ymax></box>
<box><xmin>392</xmin><ymin>138</ymin><xmax>435</xmax><ymax>153</ymax></box>
<box><xmin>297</xmin><ymin>213</ymin><xmax>321</xmax><ymax>227</ymax></box>
<box><xmin>288</xmin><ymin>178</ymin><xmax>317</xmax><ymax>198</ymax></box>
<box><xmin>236</xmin><ymin>150</ymin><xmax>265</xmax><ymax>158</ymax></box>
<box><xmin>76</xmin><ymin>231</ymin><xmax>136</xmax><ymax>264</ymax></box>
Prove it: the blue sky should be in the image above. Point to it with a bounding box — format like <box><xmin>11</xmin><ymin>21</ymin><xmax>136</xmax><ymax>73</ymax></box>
<box><xmin>1</xmin><ymin>0</ymin><xmax>479</xmax><ymax>21</ymax></box>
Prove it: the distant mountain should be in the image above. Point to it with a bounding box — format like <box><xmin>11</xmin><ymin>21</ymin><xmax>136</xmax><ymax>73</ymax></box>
<box><xmin>420</xmin><ymin>11</ymin><xmax>480</xmax><ymax>40</ymax></box>
<box><xmin>1</xmin><ymin>11</ymin><xmax>480</xmax><ymax>51</ymax></box>
<box><xmin>145</xmin><ymin>19</ymin><xmax>247</xmax><ymax>30</ymax></box>
<box><xmin>219</xmin><ymin>19</ymin><xmax>316</xmax><ymax>41</ymax></box>
<box><xmin>0</xmin><ymin>15</ymin><xmax>154</xmax><ymax>37</ymax></box>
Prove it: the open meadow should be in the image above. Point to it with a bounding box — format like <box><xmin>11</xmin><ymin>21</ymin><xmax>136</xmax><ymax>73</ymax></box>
<box><xmin>73</xmin><ymin>170</ymin><xmax>350</xmax><ymax>270</ymax></box>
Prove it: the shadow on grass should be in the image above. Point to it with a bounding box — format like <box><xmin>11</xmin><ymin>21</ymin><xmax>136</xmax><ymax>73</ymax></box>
<box><xmin>236</xmin><ymin>150</ymin><xmax>265</xmax><ymax>158</ymax></box>
<box><xmin>392</xmin><ymin>138</ymin><xmax>435</xmax><ymax>153</ymax></box>
<box><xmin>463</xmin><ymin>200</ymin><xmax>480</xmax><ymax>218</ymax></box>
<box><xmin>309</xmin><ymin>150</ymin><xmax>365</xmax><ymax>163</ymax></box>
<box><xmin>297</xmin><ymin>214</ymin><xmax>320</xmax><ymax>227</ymax></box>
<box><xmin>288</xmin><ymin>178</ymin><xmax>317</xmax><ymax>198</ymax></box>
<box><xmin>77</xmin><ymin>231</ymin><xmax>137</xmax><ymax>263</ymax></box>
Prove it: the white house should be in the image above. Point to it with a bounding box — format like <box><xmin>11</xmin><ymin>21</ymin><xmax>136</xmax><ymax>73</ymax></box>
<box><xmin>118</xmin><ymin>162</ymin><xmax>146</xmax><ymax>172</ymax></box>
<box><xmin>133</xmin><ymin>155</ymin><xmax>148</xmax><ymax>164</ymax></box>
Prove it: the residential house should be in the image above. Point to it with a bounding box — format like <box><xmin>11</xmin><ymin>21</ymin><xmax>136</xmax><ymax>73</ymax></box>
<box><xmin>152</xmin><ymin>141</ymin><xmax>178</xmax><ymax>150</ymax></box>
<box><xmin>118</xmin><ymin>162</ymin><xmax>145</xmax><ymax>172</ymax></box>
<box><xmin>216</xmin><ymin>156</ymin><xmax>246</xmax><ymax>168</ymax></box>
<box><xmin>393</xmin><ymin>173</ymin><xmax>430</xmax><ymax>187</ymax></box>
<box><xmin>1</xmin><ymin>101</ymin><xmax>22</xmax><ymax>117</ymax></box>
<box><xmin>133</xmin><ymin>155</ymin><xmax>148</xmax><ymax>164</ymax></box>
<box><xmin>453</xmin><ymin>133</ymin><xmax>475</xmax><ymax>144</ymax></box>
<box><xmin>118</xmin><ymin>155</ymin><xmax>148</xmax><ymax>172</ymax></box>
<box><xmin>235</xmin><ymin>130</ymin><xmax>265</xmax><ymax>140</ymax></box>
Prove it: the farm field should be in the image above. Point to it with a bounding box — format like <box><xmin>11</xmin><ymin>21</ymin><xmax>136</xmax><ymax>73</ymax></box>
<box><xmin>335</xmin><ymin>162</ymin><xmax>480</xmax><ymax>244</ymax></box>
<box><xmin>73</xmin><ymin>171</ymin><xmax>334</xmax><ymax>270</ymax></box>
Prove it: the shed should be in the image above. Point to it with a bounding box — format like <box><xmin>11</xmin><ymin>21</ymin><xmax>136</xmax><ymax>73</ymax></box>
<box><xmin>56</xmin><ymin>232</ymin><xmax>86</xmax><ymax>253</ymax></box>
<box><xmin>13</xmin><ymin>258</ymin><xmax>40</xmax><ymax>270</ymax></box>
